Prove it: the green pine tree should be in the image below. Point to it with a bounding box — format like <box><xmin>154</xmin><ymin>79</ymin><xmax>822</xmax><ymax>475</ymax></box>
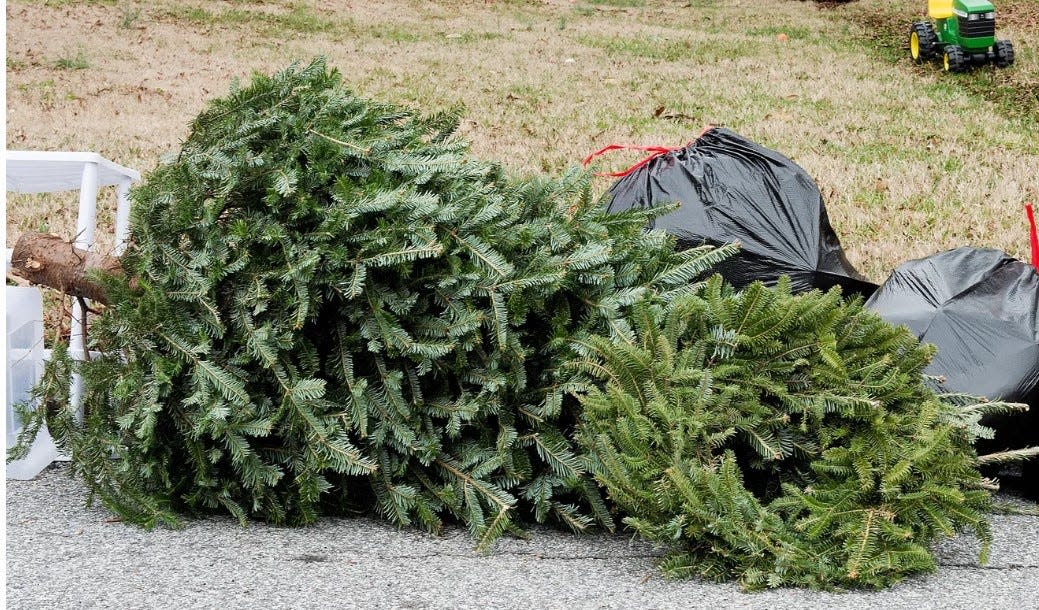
<box><xmin>13</xmin><ymin>58</ymin><xmax>732</xmax><ymax>545</ymax></box>
<box><xmin>573</xmin><ymin>276</ymin><xmax>1000</xmax><ymax>590</ymax></box>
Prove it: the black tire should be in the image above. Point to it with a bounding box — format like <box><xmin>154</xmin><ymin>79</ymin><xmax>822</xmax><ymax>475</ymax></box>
<box><xmin>910</xmin><ymin>21</ymin><xmax>938</xmax><ymax>62</ymax></box>
<box><xmin>943</xmin><ymin>45</ymin><xmax>967</xmax><ymax>72</ymax></box>
<box><xmin>994</xmin><ymin>40</ymin><xmax>1015</xmax><ymax>68</ymax></box>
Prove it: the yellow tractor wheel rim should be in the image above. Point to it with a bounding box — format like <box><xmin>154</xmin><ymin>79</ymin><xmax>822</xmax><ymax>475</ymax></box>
<box><xmin>911</xmin><ymin>32</ymin><xmax>920</xmax><ymax>59</ymax></box>
<box><xmin>944</xmin><ymin>53</ymin><xmax>950</xmax><ymax>71</ymax></box>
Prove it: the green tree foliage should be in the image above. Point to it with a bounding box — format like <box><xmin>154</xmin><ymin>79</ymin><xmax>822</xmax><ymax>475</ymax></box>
<box><xmin>19</xmin><ymin>59</ymin><xmax>732</xmax><ymax>545</ymax></box>
<box><xmin>11</xmin><ymin>59</ymin><xmax>1009</xmax><ymax>591</ymax></box>
<box><xmin>574</xmin><ymin>276</ymin><xmax>1000</xmax><ymax>589</ymax></box>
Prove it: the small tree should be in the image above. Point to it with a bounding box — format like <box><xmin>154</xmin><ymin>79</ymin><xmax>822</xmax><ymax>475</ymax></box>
<box><xmin>574</xmin><ymin>277</ymin><xmax>1003</xmax><ymax>589</ymax></box>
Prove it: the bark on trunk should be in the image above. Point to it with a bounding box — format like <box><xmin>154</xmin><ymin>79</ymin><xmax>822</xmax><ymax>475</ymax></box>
<box><xmin>9</xmin><ymin>232</ymin><xmax>121</xmax><ymax>304</ymax></box>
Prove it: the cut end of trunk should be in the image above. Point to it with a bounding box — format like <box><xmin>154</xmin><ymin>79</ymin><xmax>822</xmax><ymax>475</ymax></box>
<box><xmin>9</xmin><ymin>232</ymin><xmax>122</xmax><ymax>304</ymax></box>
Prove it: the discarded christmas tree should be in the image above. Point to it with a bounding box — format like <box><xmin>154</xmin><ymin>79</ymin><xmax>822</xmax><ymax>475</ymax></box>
<box><xmin>14</xmin><ymin>58</ymin><xmax>731</xmax><ymax>543</ymax></box>
<box><xmin>574</xmin><ymin>277</ymin><xmax>1006</xmax><ymax>589</ymax></box>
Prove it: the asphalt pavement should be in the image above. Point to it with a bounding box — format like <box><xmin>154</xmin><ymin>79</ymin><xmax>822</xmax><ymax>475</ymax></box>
<box><xmin>6</xmin><ymin>464</ymin><xmax>1039</xmax><ymax>610</ymax></box>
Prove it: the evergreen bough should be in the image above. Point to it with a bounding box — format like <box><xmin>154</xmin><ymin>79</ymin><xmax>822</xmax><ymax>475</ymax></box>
<box><xmin>574</xmin><ymin>276</ymin><xmax>999</xmax><ymax>590</ymax></box>
<box><xmin>20</xmin><ymin>59</ymin><xmax>731</xmax><ymax>544</ymax></box>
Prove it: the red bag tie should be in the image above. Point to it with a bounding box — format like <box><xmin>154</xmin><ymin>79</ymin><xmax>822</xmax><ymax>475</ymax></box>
<box><xmin>581</xmin><ymin>143</ymin><xmax>685</xmax><ymax>178</ymax></box>
<box><xmin>1026</xmin><ymin>202</ymin><xmax>1039</xmax><ymax>271</ymax></box>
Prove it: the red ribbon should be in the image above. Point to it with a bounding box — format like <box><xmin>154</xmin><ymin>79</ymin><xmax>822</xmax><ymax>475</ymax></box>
<box><xmin>581</xmin><ymin>143</ymin><xmax>685</xmax><ymax>178</ymax></box>
<box><xmin>1026</xmin><ymin>202</ymin><xmax>1039</xmax><ymax>271</ymax></box>
<box><xmin>582</xmin><ymin>127</ymin><xmax>718</xmax><ymax>178</ymax></box>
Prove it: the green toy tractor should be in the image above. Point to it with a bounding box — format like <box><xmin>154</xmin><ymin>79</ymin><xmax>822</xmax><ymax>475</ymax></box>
<box><xmin>910</xmin><ymin>0</ymin><xmax>1014</xmax><ymax>72</ymax></box>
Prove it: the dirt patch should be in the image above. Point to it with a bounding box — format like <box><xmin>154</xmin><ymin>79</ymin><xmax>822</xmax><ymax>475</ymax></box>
<box><xmin>1000</xmin><ymin>0</ymin><xmax>1039</xmax><ymax>33</ymax></box>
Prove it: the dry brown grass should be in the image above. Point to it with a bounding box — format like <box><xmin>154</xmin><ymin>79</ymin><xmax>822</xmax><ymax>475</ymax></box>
<box><xmin>7</xmin><ymin>0</ymin><xmax>1039</xmax><ymax>283</ymax></box>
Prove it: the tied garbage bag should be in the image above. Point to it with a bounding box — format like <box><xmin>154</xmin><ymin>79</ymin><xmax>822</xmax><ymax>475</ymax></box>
<box><xmin>865</xmin><ymin>247</ymin><xmax>1039</xmax><ymax>458</ymax></box>
<box><xmin>602</xmin><ymin>128</ymin><xmax>877</xmax><ymax>296</ymax></box>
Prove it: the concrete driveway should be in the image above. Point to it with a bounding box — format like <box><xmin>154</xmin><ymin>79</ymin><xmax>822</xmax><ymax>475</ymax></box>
<box><xmin>7</xmin><ymin>465</ymin><xmax>1038</xmax><ymax>610</ymax></box>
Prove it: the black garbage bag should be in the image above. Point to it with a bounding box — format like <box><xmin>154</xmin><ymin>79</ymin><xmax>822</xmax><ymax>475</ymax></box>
<box><xmin>603</xmin><ymin>127</ymin><xmax>877</xmax><ymax>297</ymax></box>
<box><xmin>865</xmin><ymin>247</ymin><xmax>1039</xmax><ymax>459</ymax></box>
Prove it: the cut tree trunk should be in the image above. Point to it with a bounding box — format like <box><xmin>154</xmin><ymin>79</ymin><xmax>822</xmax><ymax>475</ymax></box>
<box><xmin>9</xmin><ymin>232</ymin><xmax>121</xmax><ymax>304</ymax></box>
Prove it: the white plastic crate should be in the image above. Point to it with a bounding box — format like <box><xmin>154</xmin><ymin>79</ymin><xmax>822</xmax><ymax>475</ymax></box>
<box><xmin>5</xmin><ymin>286</ymin><xmax>58</xmax><ymax>479</ymax></box>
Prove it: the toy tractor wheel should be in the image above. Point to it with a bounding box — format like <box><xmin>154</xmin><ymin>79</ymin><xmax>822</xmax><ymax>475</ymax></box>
<box><xmin>943</xmin><ymin>45</ymin><xmax>967</xmax><ymax>73</ymax></box>
<box><xmin>910</xmin><ymin>21</ymin><xmax>938</xmax><ymax>63</ymax></box>
<box><xmin>994</xmin><ymin>40</ymin><xmax>1015</xmax><ymax>68</ymax></box>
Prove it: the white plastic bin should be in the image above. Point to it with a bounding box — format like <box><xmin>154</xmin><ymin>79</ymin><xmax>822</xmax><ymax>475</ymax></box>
<box><xmin>6</xmin><ymin>285</ymin><xmax>58</xmax><ymax>479</ymax></box>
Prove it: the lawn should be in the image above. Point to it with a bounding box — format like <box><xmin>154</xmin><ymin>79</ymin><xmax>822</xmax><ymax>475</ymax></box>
<box><xmin>6</xmin><ymin>0</ymin><xmax>1039</xmax><ymax>282</ymax></box>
